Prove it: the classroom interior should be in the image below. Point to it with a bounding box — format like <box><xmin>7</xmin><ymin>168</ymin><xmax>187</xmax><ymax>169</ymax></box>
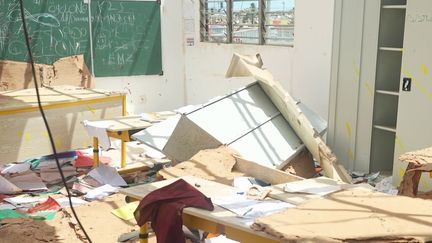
<box><xmin>1</xmin><ymin>0</ymin><xmax>432</xmax><ymax>242</ymax></box>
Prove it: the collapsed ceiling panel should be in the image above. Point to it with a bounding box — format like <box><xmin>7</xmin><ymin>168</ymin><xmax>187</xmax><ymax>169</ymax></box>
<box><xmin>186</xmin><ymin>82</ymin><xmax>279</xmax><ymax>144</ymax></box>
<box><xmin>132</xmin><ymin>81</ymin><xmax>325</xmax><ymax>169</ymax></box>
<box><xmin>229</xmin><ymin>114</ymin><xmax>303</xmax><ymax>168</ymax></box>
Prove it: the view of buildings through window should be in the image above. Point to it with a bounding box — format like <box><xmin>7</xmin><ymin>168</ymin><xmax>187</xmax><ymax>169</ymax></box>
<box><xmin>201</xmin><ymin>0</ymin><xmax>294</xmax><ymax>45</ymax></box>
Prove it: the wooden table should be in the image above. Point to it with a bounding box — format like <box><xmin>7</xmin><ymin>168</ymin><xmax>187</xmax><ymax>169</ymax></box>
<box><xmin>120</xmin><ymin>176</ymin><xmax>280</xmax><ymax>243</ymax></box>
<box><xmin>0</xmin><ymin>86</ymin><xmax>124</xmax><ymax>164</ymax></box>
<box><xmin>90</xmin><ymin>116</ymin><xmax>152</xmax><ymax>172</ymax></box>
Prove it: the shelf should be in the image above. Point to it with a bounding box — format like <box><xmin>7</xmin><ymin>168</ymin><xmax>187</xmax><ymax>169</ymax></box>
<box><xmin>381</xmin><ymin>0</ymin><xmax>406</xmax><ymax>5</ymax></box>
<box><xmin>373</xmin><ymin>125</ymin><xmax>397</xmax><ymax>133</ymax></box>
<box><xmin>378</xmin><ymin>7</ymin><xmax>406</xmax><ymax>48</ymax></box>
<box><xmin>370</xmin><ymin>128</ymin><xmax>396</xmax><ymax>172</ymax></box>
<box><xmin>373</xmin><ymin>94</ymin><xmax>398</xmax><ymax>129</ymax></box>
<box><xmin>375</xmin><ymin>50</ymin><xmax>402</xmax><ymax>92</ymax></box>
<box><xmin>379</xmin><ymin>47</ymin><xmax>403</xmax><ymax>52</ymax></box>
<box><xmin>376</xmin><ymin>90</ymin><xmax>399</xmax><ymax>96</ymax></box>
<box><xmin>369</xmin><ymin>0</ymin><xmax>406</xmax><ymax>174</ymax></box>
<box><xmin>382</xmin><ymin>5</ymin><xmax>406</xmax><ymax>9</ymax></box>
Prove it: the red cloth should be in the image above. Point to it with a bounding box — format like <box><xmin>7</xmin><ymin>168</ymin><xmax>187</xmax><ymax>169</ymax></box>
<box><xmin>134</xmin><ymin>179</ymin><xmax>214</xmax><ymax>243</ymax></box>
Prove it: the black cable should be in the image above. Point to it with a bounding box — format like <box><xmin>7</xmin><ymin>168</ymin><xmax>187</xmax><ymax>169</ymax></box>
<box><xmin>18</xmin><ymin>1</ymin><xmax>92</xmax><ymax>242</ymax></box>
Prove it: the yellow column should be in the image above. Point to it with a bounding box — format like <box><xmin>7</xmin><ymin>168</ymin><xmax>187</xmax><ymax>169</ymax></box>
<box><xmin>122</xmin><ymin>94</ymin><xmax>127</xmax><ymax>116</ymax></box>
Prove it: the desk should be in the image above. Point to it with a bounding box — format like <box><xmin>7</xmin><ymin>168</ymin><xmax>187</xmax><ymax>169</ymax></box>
<box><xmin>91</xmin><ymin>116</ymin><xmax>152</xmax><ymax>171</ymax></box>
<box><xmin>120</xmin><ymin>176</ymin><xmax>280</xmax><ymax>243</ymax></box>
<box><xmin>0</xmin><ymin>86</ymin><xmax>124</xmax><ymax>164</ymax></box>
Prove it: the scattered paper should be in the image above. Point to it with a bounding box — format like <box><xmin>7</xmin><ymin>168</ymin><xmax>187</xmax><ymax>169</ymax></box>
<box><xmin>1</xmin><ymin>163</ymin><xmax>30</xmax><ymax>174</ymax></box>
<box><xmin>0</xmin><ymin>209</ymin><xmax>26</xmax><ymax>219</ymax></box>
<box><xmin>30</xmin><ymin>211</ymin><xmax>57</xmax><ymax>220</ymax></box>
<box><xmin>27</xmin><ymin>197</ymin><xmax>61</xmax><ymax>213</ymax></box>
<box><xmin>213</xmin><ymin>194</ymin><xmax>295</xmax><ymax>219</ymax></box>
<box><xmin>0</xmin><ymin>175</ymin><xmax>21</xmax><ymax>194</ymax></box>
<box><xmin>4</xmin><ymin>196</ymin><xmax>47</xmax><ymax>206</ymax></box>
<box><xmin>74</xmin><ymin>150</ymin><xmax>94</xmax><ymax>167</ymax></box>
<box><xmin>39</xmin><ymin>166</ymin><xmax>77</xmax><ymax>183</ymax></box>
<box><xmin>374</xmin><ymin>176</ymin><xmax>398</xmax><ymax>195</ymax></box>
<box><xmin>38</xmin><ymin>157</ymin><xmax>74</xmax><ymax>170</ymax></box>
<box><xmin>56</xmin><ymin>197</ymin><xmax>88</xmax><ymax>208</ymax></box>
<box><xmin>84</xmin><ymin>184</ymin><xmax>118</xmax><ymax>201</ymax></box>
<box><xmin>8</xmin><ymin>172</ymin><xmax>48</xmax><ymax>192</ymax></box>
<box><xmin>72</xmin><ymin>182</ymin><xmax>94</xmax><ymax>194</ymax></box>
<box><xmin>0</xmin><ymin>203</ymin><xmax>16</xmax><ymax>210</ymax></box>
<box><xmin>232</xmin><ymin>177</ymin><xmax>269</xmax><ymax>191</ymax></box>
<box><xmin>111</xmin><ymin>201</ymin><xmax>139</xmax><ymax>220</ymax></box>
<box><xmin>367</xmin><ymin>172</ymin><xmax>381</xmax><ymax>183</ymax></box>
<box><xmin>0</xmin><ymin>208</ymin><xmax>56</xmax><ymax>220</ymax></box>
<box><xmin>233</xmin><ymin>177</ymin><xmax>253</xmax><ymax>191</ymax></box>
<box><xmin>284</xmin><ymin>179</ymin><xmax>342</xmax><ymax>196</ymax></box>
<box><xmin>205</xmin><ymin>235</ymin><xmax>239</xmax><ymax>243</ymax></box>
<box><xmin>88</xmin><ymin>164</ymin><xmax>127</xmax><ymax>187</ymax></box>
<box><xmin>82</xmin><ymin>176</ymin><xmax>104</xmax><ymax>188</ymax></box>
<box><xmin>82</xmin><ymin>120</ymin><xmax>112</xmax><ymax>150</ymax></box>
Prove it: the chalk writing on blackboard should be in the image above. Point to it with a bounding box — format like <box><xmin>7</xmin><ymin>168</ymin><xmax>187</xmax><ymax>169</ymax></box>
<box><xmin>0</xmin><ymin>0</ymin><xmax>162</xmax><ymax>77</ymax></box>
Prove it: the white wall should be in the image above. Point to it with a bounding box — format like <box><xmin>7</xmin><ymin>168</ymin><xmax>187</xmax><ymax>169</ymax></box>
<box><xmin>292</xmin><ymin>0</ymin><xmax>335</xmax><ymax>120</ymax></box>
<box><xmin>184</xmin><ymin>0</ymin><xmax>335</xmax><ymax>119</ymax></box>
<box><xmin>183</xmin><ymin>0</ymin><xmax>294</xmax><ymax>106</ymax></box>
<box><xmin>184</xmin><ymin>43</ymin><xmax>294</xmax><ymax>105</ymax></box>
<box><xmin>95</xmin><ymin>0</ymin><xmax>186</xmax><ymax>115</ymax></box>
<box><xmin>95</xmin><ymin>0</ymin><xmax>336</xmax><ymax>121</ymax></box>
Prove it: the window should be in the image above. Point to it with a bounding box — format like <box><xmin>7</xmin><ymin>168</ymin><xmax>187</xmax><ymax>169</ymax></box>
<box><xmin>200</xmin><ymin>0</ymin><xmax>294</xmax><ymax>45</ymax></box>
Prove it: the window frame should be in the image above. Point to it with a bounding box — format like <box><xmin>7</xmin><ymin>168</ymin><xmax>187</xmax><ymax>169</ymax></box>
<box><xmin>200</xmin><ymin>0</ymin><xmax>294</xmax><ymax>46</ymax></box>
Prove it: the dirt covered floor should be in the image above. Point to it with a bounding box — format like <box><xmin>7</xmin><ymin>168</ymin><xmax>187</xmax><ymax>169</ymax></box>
<box><xmin>0</xmin><ymin>193</ymin><xmax>156</xmax><ymax>243</ymax></box>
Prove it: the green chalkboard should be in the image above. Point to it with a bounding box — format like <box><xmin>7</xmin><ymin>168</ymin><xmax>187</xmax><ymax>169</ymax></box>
<box><xmin>91</xmin><ymin>0</ymin><xmax>162</xmax><ymax>76</ymax></box>
<box><xmin>0</xmin><ymin>0</ymin><xmax>162</xmax><ymax>77</ymax></box>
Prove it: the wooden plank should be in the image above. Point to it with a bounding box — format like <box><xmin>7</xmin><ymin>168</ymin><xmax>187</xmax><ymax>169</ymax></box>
<box><xmin>90</xmin><ymin>116</ymin><xmax>152</xmax><ymax>132</ymax></box>
<box><xmin>0</xmin><ymin>86</ymin><xmax>123</xmax><ymax>112</ymax></box>
<box><xmin>233</xmin><ymin>155</ymin><xmax>303</xmax><ymax>185</ymax></box>
<box><xmin>226</xmin><ymin>53</ymin><xmax>352</xmax><ymax>183</ymax></box>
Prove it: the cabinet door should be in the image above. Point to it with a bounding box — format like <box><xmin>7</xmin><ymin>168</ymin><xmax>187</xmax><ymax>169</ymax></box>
<box><xmin>393</xmin><ymin>0</ymin><xmax>432</xmax><ymax>190</ymax></box>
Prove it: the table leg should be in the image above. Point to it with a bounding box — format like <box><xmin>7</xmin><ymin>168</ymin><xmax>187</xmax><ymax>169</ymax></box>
<box><xmin>121</xmin><ymin>140</ymin><xmax>127</xmax><ymax>168</ymax></box>
<box><xmin>93</xmin><ymin>137</ymin><xmax>99</xmax><ymax>167</ymax></box>
<box><xmin>139</xmin><ymin>223</ymin><xmax>149</xmax><ymax>243</ymax></box>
